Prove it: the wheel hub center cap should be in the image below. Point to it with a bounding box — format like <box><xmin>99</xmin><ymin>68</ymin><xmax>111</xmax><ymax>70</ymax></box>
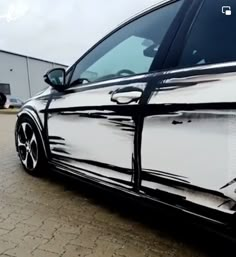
<box><xmin>26</xmin><ymin>142</ymin><xmax>31</xmax><ymax>152</ymax></box>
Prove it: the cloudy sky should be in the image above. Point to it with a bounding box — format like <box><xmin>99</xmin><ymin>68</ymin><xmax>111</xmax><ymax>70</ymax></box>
<box><xmin>0</xmin><ymin>0</ymin><xmax>160</xmax><ymax>66</ymax></box>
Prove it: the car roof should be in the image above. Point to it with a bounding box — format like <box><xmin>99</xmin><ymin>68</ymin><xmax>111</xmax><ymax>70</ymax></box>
<box><xmin>114</xmin><ymin>0</ymin><xmax>173</xmax><ymax>30</ymax></box>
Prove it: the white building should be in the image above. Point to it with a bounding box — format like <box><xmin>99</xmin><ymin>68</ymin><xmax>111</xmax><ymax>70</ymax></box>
<box><xmin>0</xmin><ymin>50</ymin><xmax>67</xmax><ymax>101</ymax></box>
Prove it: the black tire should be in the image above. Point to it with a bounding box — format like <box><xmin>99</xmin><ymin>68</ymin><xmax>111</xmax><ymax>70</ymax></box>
<box><xmin>16</xmin><ymin>115</ymin><xmax>47</xmax><ymax>176</ymax></box>
<box><xmin>0</xmin><ymin>92</ymin><xmax>6</xmax><ymax>108</ymax></box>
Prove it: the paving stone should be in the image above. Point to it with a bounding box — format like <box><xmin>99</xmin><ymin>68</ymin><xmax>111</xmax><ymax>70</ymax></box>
<box><xmin>29</xmin><ymin>219</ymin><xmax>61</xmax><ymax>240</ymax></box>
<box><xmin>70</xmin><ymin>225</ymin><xmax>102</xmax><ymax>248</ymax></box>
<box><xmin>116</xmin><ymin>243</ymin><xmax>147</xmax><ymax>257</ymax></box>
<box><xmin>86</xmin><ymin>238</ymin><xmax>123</xmax><ymax>257</ymax></box>
<box><xmin>0</xmin><ymin>239</ymin><xmax>17</xmax><ymax>254</ymax></box>
<box><xmin>0</xmin><ymin>223</ymin><xmax>38</xmax><ymax>244</ymax></box>
<box><xmin>38</xmin><ymin>231</ymin><xmax>77</xmax><ymax>254</ymax></box>
<box><xmin>4</xmin><ymin>236</ymin><xmax>47</xmax><ymax>257</ymax></box>
<box><xmin>31</xmin><ymin>249</ymin><xmax>58</xmax><ymax>257</ymax></box>
<box><xmin>62</xmin><ymin>244</ymin><xmax>92</xmax><ymax>257</ymax></box>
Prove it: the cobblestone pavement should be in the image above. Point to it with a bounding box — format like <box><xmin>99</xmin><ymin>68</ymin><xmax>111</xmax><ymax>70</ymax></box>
<box><xmin>0</xmin><ymin>114</ymin><xmax>234</xmax><ymax>257</ymax></box>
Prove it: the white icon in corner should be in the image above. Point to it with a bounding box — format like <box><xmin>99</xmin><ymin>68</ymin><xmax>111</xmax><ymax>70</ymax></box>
<box><xmin>222</xmin><ymin>6</ymin><xmax>232</xmax><ymax>16</ymax></box>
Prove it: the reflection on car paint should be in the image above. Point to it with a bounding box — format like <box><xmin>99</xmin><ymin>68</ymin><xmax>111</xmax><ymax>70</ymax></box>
<box><xmin>142</xmin><ymin>67</ymin><xmax>236</xmax><ymax>216</ymax></box>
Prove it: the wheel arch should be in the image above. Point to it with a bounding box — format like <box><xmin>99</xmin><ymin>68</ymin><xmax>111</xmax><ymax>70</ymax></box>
<box><xmin>15</xmin><ymin>108</ymin><xmax>48</xmax><ymax>159</ymax></box>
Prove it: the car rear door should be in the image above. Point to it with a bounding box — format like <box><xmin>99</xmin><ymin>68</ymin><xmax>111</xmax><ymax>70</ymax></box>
<box><xmin>46</xmin><ymin>0</ymin><xmax>185</xmax><ymax>191</ymax></box>
<box><xmin>141</xmin><ymin>0</ymin><xmax>236</xmax><ymax>222</ymax></box>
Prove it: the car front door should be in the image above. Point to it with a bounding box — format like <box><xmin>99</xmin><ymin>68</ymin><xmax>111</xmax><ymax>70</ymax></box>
<box><xmin>45</xmin><ymin>0</ymin><xmax>184</xmax><ymax>190</ymax></box>
<box><xmin>141</xmin><ymin>0</ymin><xmax>236</xmax><ymax>220</ymax></box>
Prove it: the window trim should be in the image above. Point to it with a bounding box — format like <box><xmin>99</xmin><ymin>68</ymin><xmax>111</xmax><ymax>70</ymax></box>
<box><xmin>150</xmin><ymin>0</ymin><xmax>193</xmax><ymax>70</ymax></box>
<box><xmin>65</xmin><ymin>68</ymin><xmax>73</xmax><ymax>86</ymax></box>
<box><xmin>163</xmin><ymin>0</ymin><xmax>207</xmax><ymax>69</ymax></box>
<box><xmin>66</xmin><ymin>0</ymin><xmax>189</xmax><ymax>88</ymax></box>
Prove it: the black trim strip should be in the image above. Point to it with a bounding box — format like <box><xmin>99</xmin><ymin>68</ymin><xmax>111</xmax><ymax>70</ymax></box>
<box><xmin>40</xmin><ymin>105</ymin><xmax>143</xmax><ymax>115</ymax></box>
<box><xmin>143</xmin><ymin>170</ymin><xmax>190</xmax><ymax>184</ymax></box>
<box><xmin>144</xmin><ymin>168</ymin><xmax>188</xmax><ymax>179</ymax></box>
<box><xmin>51</xmin><ymin>158</ymin><xmax>133</xmax><ymax>187</ymax></box>
<box><xmin>52</xmin><ymin>154</ymin><xmax>133</xmax><ymax>175</ymax></box>
<box><xmin>142</xmin><ymin>102</ymin><xmax>236</xmax><ymax>116</ymax></box>
<box><xmin>142</xmin><ymin>173</ymin><xmax>228</xmax><ymax>199</ymax></box>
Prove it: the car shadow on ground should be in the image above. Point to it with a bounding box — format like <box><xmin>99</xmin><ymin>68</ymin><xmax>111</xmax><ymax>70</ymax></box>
<box><xmin>44</xmin><ymin>169</ymin><xmax>235</xmax><ymax>257</ymax></box>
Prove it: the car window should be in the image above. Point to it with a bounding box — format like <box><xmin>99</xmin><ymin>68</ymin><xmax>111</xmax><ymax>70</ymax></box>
<box><xmin>0</xmin><ymin>83</ymin><xmax>11</xmax><ymax>95</ymax></box>
<box><xmin>70</xmin><ymin>0</ymin><xmax>183</xmax><ymax>86</ymax></box>
<box><xmin>179</xmin><ymin>0</ymin><xmax>236</xmax><ymax>67</ymax></box>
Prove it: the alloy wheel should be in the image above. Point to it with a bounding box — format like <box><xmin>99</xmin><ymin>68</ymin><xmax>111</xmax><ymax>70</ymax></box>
<box><xmin>17</xmin><ymin>122</ymin><xmax>38</xmax><ymax>171</ymax></box>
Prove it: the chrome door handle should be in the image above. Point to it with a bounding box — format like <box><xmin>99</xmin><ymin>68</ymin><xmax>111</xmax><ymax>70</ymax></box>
<box><xmin>111</xmin><ymin>87</ymin><xmax>143</xmax><ymax>104</ymax></box>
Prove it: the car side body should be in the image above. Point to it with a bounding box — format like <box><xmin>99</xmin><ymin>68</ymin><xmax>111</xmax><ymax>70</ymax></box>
<box><xmin>15</xmin><ymin>0</ymin><xmax>236</xmax><ymax>235</ymax></box>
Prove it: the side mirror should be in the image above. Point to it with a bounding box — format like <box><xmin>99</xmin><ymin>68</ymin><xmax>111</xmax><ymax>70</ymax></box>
<box><xmin>44</xmin><ymin>68</ymin><xmax>66</xmax><ymax>91</ymax></box>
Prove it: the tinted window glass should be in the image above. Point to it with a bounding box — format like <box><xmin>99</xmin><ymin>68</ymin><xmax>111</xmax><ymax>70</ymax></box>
<box><xmin>179</xmin><ymin>0</ymin><xmax>236</xmax><ymax>67</ymax></box>
<box><xmin>70</xmin><ymin>0</ymin><xmax>183</xmax><ymax>85</ymax></box>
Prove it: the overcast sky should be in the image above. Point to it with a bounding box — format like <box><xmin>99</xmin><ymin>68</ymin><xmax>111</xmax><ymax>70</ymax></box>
<box><xmin>0</xmin><ymin>0</ymin><xmax>160</xmax><ymax>66</ymax></box>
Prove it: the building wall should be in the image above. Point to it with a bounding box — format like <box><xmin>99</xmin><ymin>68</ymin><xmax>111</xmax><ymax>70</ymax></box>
<box><xmin>0</xmin><ymin>52</ymin><xmax>30</xmax><ymax>100</ymax></box>
<box><xmin>0</xmin><ymin>51</ymin><xmax>67</xmax><ymax>101</ymax></box>
<box><xmin>28</xmin><ymin>58</ymin><xmax>58</xmax><ymax>97</ymax></box>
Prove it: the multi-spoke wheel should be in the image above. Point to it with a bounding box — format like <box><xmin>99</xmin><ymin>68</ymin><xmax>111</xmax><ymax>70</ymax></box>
<box><xmin>16</xmin><ymin>116</ymin><xmax>47</xmax><ymax>176</ymax></box>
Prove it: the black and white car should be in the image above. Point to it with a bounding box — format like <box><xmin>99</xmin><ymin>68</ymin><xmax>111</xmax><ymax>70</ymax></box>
<box><xmin>15</xmin><ymin>0</ymin><xmax>236</xmax><ymax>235</ymax></box>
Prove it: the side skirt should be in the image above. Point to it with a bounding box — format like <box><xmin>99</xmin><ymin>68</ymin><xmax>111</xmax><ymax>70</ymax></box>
<box><xmin>49</xmin><ymin>160</ymin><xmax>234</xmax><ymax>230</ymax></box>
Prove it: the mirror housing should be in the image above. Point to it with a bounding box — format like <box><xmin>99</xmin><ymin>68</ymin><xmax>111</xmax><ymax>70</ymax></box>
<box><xmin>44</xmin><ymin>68</ymin><xmax>66</xmax><ymax>91</ymax></box>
